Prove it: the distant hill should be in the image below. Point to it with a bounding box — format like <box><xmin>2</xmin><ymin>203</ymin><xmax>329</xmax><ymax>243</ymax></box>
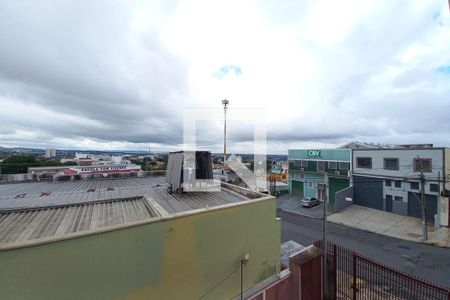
<box><xmin>0</xmin><ymin>146</ymin><xmax>13</xmax><ymax>152</ymax></box>
<box><xmin>1</xmin><ymin>147</ymin><xmax>43</xmax><ymax>153</ymax></box>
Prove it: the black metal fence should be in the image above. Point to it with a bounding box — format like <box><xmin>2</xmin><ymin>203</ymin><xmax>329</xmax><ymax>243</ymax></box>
<box><xmin>314</xmin><ymin>240</ymin><xmax>450</xmax><ymax>300</ymax></box>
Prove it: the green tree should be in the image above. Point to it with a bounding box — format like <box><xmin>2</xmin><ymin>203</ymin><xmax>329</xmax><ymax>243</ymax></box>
<box><xmin>1</xmin><ymin>155</ymin><xmax>38</xmax><ymax>174</ymax></box>
<box><xmin>0</xmin><ymin>155</ymin><xmax>63</xmax><ymax>174</ymax></box>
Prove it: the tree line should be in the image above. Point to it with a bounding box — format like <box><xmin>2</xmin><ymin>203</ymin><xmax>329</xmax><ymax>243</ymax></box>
<box><xmin>0</xmin><ymin>155</ymin><xmax>76</xmax><ymax>174</ymax></box>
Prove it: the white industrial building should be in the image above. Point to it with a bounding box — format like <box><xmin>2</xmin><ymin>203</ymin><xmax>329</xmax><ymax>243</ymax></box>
<box><xmin>352</xmin><ymin>147</ymin><xmax>449</xmax><ymax>227</ymax></box>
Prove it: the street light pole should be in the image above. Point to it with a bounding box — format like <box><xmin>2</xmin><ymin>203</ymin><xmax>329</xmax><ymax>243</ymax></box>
<box><xmin>222</xmin><ymin>99</ymin><xmax>229</xmax><ymax>166</ymax></box>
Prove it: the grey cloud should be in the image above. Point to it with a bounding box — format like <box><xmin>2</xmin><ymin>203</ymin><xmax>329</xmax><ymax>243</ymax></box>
<box><xmin>0</xmin><ymin>1</ymin><xmax>187</xmax><ymax>147</ymax></box>
<box><xmin>0</xmin><ymin>1</ymin><xmax>449</xmax><ymax>152</ymax></box>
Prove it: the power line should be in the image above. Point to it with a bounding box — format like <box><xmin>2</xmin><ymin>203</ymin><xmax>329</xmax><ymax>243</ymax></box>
<box><xmin>198</xmin><ymin>265</ymin><xmax>240</xmax><ymax>300</ymax></box>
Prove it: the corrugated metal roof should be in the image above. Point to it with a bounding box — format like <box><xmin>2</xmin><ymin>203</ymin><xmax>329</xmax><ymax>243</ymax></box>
<box><xmin>0</xmin><ymin>196</ymin><xmax>157</xmax><ymax>246</ymax></box>
<box><xmin>0</xmin><ymin>177</ymin><xmax>249</xmax><ymax>212</ymax></box>
<box><xmin>0</xmin><ymin>177</ymin><xmax>259</xmax><ymax>248</ymax></box>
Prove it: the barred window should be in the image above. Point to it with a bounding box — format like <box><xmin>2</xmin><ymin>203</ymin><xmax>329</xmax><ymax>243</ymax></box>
<box><xmin>339</xmin><ymin>162</ymin><xmax>350</xmax><ymax>170</ymax></box>
<box><xmin>356</xmin><ymin>157</ymin><xmax>372</xmax><ymax>169</ymax></box>
<box><xmin>410</xmin><ymin>182</ymin><xmax>419</xmax><ymax>190</ymax></box>
<box><xmin>430</xmin><ymin>183</ymin><xmax>438</xmax><ymax>192</ymax></box>
<box><xmin>317</xmin><ymin>161</ymin><xmax>325</xmax><ymax>172</ymax></box>
<box><xmin>413</xmin><ymin>158</ymin><xmax>432</xmax><ymax>173</ymax></box>
<box><xmin>328</xmin><ymin>162</ymin><xmax>337</xmax><ymax>169</ymax></box>
<box><xmin>384</xmin><ymin>158</ymin><xmax>399</xmax><ymax>170</ymax></box>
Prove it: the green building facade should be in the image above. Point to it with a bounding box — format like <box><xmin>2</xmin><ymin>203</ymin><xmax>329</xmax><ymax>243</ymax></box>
<box><xmin>288</xmin><ymin>149</ymin><xmax>351</xmax><ymax>211</ymax></box>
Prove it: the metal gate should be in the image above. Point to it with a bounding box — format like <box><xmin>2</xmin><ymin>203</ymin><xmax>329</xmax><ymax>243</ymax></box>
<box><xmin>407</xmin><ymin>192</ymin><xmax>438</xmax><ymax>222</ymax></box>
<box><xmin>314</xmin><ymin>240</ymin><xmax>450</xmax><ymax>299</ymax></box>
<box><xmin>291</xmin><ymin>180</ymin><xmax>304</xmax><ymax>197</ymax></box>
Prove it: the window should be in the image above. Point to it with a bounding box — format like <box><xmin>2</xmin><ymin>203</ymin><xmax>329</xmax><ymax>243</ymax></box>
<box><xmin>317</xmin><ymin>161</ymin><xmax>325</xmax><ymax>172</ymax></box>
<box><xmin>328</xmin><ymin>162</ymin><xmax>337</xmax><ymax>169</ymax></box>
<box><xmin>301</xmin><ymin>160</ymin><xmax>309</xmax><ymax>167</ymax></box>
<box><xmin>413</xmin><ymin>158</ymin><xmax>432</xmax><ymax>173</ymax></box>
<box><xmin>339</xmin><ymin>162</ymin><xmax>350</xmax><ymax>170</ymax></box>
<box><xmin>385</xmin><ymin>180</ymin><xmax>391</xmax><ymax>187</ymax></box>
<box><xmin>395</xmin><ymin>181</ymin><xmax>401</xmax><ymax>188</ymax></box>
<box><xmin>430</xmin><ymin>183</ymin><xmax>438</xmax><ymax>192</ymax></box>
<box><xmin>384</xmin><ymin>158</ymin><xmax>399</xmax><ymax>170</ymax></box>
<box><xmin>293</xmin><ymin>160</ymin><xmax>301</xmax><ymax>167</ymax></box>
<box><xmin>410</xmin><ymin>182</ymin><xmax>419</xmax><ymax>190</ymax></box>
<box><xmin>394</xmin><ymin>196</ymin><xmax>403</xmax><ymax>202</ymax></box>
<box><xmin>308</xmin><ymin>181</ymin><xmax>314</xmax><ymax>188</ymax></box>
<box><xmin>356</xmin><ymin>157</ymin><xmax>372</xmax><ymax>169</ymax></box>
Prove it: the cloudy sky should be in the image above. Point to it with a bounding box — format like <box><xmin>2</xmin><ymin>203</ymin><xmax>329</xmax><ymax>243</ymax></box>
<box><xmin>0</xmin><ymin>1</ymin><xmax>449</xmax><ymax>154</ymax></box>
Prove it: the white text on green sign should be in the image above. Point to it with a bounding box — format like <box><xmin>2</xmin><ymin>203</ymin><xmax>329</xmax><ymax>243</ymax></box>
<box><xmin>307</xmin><ymin>150</ymin><xmax>321</xmax><ymax>157</ymax></box>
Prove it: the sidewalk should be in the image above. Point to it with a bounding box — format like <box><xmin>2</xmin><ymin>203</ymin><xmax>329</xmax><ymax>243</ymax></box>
<box><xmin>328</xmin><ymin>205</ymin><xmax>450</xmax><ymax>248</ymax></box>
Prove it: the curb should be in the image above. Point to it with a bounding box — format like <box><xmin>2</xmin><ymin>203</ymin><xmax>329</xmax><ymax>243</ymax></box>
<box><xmin>277</xmin><ymin>207</ymin><xmax>326</xmax><ymax>220</ymax></box>
<box><xmin>327</xmin><ymin>219</ymin><xmax>450</xmax><ymax>249</ymax></box>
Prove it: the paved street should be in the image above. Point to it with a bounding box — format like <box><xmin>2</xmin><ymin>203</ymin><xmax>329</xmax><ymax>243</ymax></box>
<box><xmin>278</xmin><ymin>209</ymin><xmax>450</xmax><ymax>288</ymax></box>
<box><xmin>277</xmin><ymin>194</ymin><xmax>328</xmax><ymax>218</ymax></box>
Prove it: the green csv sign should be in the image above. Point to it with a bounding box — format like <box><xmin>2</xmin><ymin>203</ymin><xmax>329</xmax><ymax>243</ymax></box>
<box><xmin>307</xmin><ymin>150</ymin><xmax>321</xmax><ymax>157</ymax></box>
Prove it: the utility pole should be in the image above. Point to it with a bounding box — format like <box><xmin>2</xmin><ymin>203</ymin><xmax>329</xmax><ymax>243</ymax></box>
<box><xmin>437</xmin><ymin>171</ymin><xmax>441</xmax><ymax>229</ymax></box>
<box><xmin>321</xmin><ymin>172</ymin><xmax>329</xmax><ymax>299</ymax></box>
<box><xmin>269</xmin><ymin>160</ymin><xmax>277</xmax><ymax>195</ymax></box>
<box><xmin>418</xmin><ymin>157</ymin><xmax>428</xmax><ymax>241</ymax></box>
<box><xmin>274</xmin><ymin>167</ymin><xmax>277</xmax><ymax>196</ymax></box>
<box><xmin>222</xmin><ymin>99</ymin><xmax>229</xmax><ymax>167</ymax></box>
<box><xmin>269</xmin><ymin>161</ymin><xmax>273</xmax><ymax>195</ymax></box>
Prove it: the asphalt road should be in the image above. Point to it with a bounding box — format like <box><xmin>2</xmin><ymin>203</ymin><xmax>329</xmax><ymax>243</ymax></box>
<box><xmin>278</xmin><ymin>209</ymin><xmax>450</xmax><ymax>288</ymax></box>
<box><xmin>277</xmin><ymin>194</ymin><xmax>327</xmax><ymax>218</ymax></box>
